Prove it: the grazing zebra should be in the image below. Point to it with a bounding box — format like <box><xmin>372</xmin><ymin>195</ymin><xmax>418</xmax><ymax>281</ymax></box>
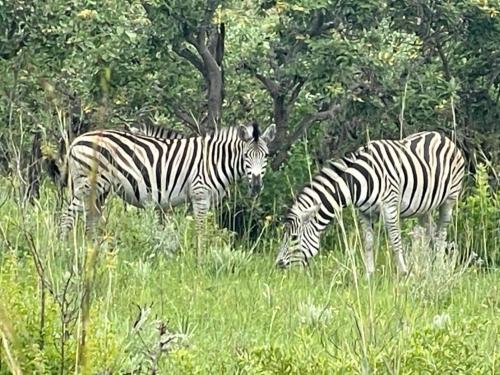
<box><xmin>54</xmin><ymin>123</ymin><xmax>276</xmax><ymax>235</ymax></box>
<box><xmin>126</xmin><ymin>121</ymin><xmax>188</xmax><ymax>140</ymax></box>
<box><xmin>276</xmin><ymin>131</ymin><xmax>465</xmax><ymax>275</ymax></box>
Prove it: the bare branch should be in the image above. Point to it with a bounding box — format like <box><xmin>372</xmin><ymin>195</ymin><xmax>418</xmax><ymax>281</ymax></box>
<box><xmin>271</xmin><ymin>103</ymin><xmax>342</xmax><ymax>169</ymax></box>
<box><xmin>435</xmin><ymin>39</ymin><xmax>451</xmax><ymax>81</ymax></box>
<box><xmin>257</xmin><ymin>73</ymin><xmax>281</xmax><ymax>97</ymax></box>
<box><xmin>193</xmin><ymin>37</ymin><xmax>220</xmax><ymax>77</ymax></box>
<box><xmin>165</xmin><ymin>103</ymin><xmax>199</xmax><ymax>134</ymax></box>
<box><xmin>173</xmin><ymin>45</ymin><xmax>207</xmax><ymax>77</ymax></box>
<box><xmin>191</xmin><ymin>27</ymin><xmax>223</xmax><ymax>129</ymax></box>
<box><xmin>287</xmin><ymin>77</ymin><xmax>306</xmax><ymax>108</ymax></box>
<box><xmin>215</xmin><ymin>23</ymin><xmax>225</xmax><ymax>67</ymax></box>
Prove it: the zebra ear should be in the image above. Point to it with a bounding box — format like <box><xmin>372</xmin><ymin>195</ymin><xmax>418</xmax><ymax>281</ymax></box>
<box><xmin>261</xmin><ymin>124</ymin><xmax>276</xmax><ymax>144</ymax></box>
<box><xmin>238</xmin><ymin>125</ymin><xmax>253</xmax><ymax>142</ymax></box>
<box><xmin>298</xmin><ymin>202</ymin><xmax>321</xmax><ymax>225</ymax></box>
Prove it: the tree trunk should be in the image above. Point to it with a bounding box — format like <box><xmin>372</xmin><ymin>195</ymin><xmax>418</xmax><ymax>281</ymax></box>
<box><xmin>270</xmin><ymin>94</ymin><xmax>288</xmax><ymax>156</ymax></box>
<box><xmin>25</xmin><ymin>131</ymin><xmax>42</xmax><ymax>203</ymax></box>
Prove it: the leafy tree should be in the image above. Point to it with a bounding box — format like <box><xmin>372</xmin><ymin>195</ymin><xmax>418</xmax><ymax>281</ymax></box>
<box><xmin>141</xmin><ymin>0</ymin><xmax>227</xmax><ymax>133</ymax></box>
<box><xmin>0</xmin><ymin>0</ymin><xmax>498</xmax><ymax>195</ymax></box>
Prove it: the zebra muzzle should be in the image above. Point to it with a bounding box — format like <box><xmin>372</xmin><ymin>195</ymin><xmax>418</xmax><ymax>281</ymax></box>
<box><xmin>249</xmin><ymin>175</ymin><xmax>262</xmax><ymax>196</ymax></box>
<box><xmin>276</xmin><ymin>258</ymin><xmax>287</xmax><ymax>268</ymax></box>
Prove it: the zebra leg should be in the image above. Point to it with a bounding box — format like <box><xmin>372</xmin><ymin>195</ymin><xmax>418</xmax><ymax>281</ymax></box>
<box><xmin>85</xmin><ymin>190</ymin><xmax>109</xmax><ymax>237</ymax></box>
<box><xmin>61</xmin><ymin>178</ymin><xmax>107</xmax><ymax>238</ymax></box>
<box><xmin>417</xmin><ymin>212</ymin><xmax>434</xmax><ymax>247</ymax></box>
<box><xmin>434</xmin><ymin>198</ymin><xmax>456</xmax><ymax>251</ymax></box>
<box><xmin>60</xmin><ymin>175</ymin><xmax>86</xmax><ymax>236</ymax></box>
<box><xmin>381</xmin><ymin>203</ymin><xmax>408</xmax><ymax>275</ymax></box>
<box><xmin>191</xmin><ymin>189</ymin><xmax>211</xmax><ymax>251</ymax></box>
<box><xmin>61</xmin><ymin>196</ymin><xmax>85</xmax><ymax>236</ymax></box>
<box><xmin>359</xmin><ymin>214</ymin><xmax>376</xmax><ymax>275</ymax></box>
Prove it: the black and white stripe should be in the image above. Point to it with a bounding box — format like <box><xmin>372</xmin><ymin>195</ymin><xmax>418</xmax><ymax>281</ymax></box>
<box><xmin>59</xmin><ymin>123</ymin><xmax>276</xmax><ymax>234</ymax></box>
<box><xmin>276</xmin><ymin>131</ymin><xmax>465</xmax><ymax>275</ymax></box>
<box><xmin>127</xmin><ymin>122</ymin><xmax>188</xmax><ymax>140</ymax></box>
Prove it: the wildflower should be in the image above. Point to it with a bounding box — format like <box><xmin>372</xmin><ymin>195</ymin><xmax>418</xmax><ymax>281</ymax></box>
<box><xmin>77</xmin><ymin>9</ymin><xmax>97</xmax><ymax>20</ymax></box>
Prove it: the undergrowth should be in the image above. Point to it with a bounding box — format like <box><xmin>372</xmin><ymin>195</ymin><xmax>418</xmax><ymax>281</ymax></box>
<box><xmin>0</xmin><ymin>167</ymin><xmax>498</xmax><ymax>374</ymax></box>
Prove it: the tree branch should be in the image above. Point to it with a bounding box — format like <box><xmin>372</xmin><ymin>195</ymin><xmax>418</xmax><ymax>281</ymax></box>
<box><xmin>435</xmin><ymin>39</ymin><xmax>451</xmax><ymax>81</ymax></box>
<box><xmin>287</xmin><ymin>103</ymin><xmax>341</xmax><ymax>145</ymax></box>
<box><xmin>215</xmin><ymin>23</ymin><xmax>225</xmax><ymax>67</ymax></box>
<box><xmin>143</xmin><ymin>0</ymin><xmax>223</xmax><ymax>131</ymax></box>
<box><xmin>287</xmin><ymin>77</ymin><xmax>306</xmax><ymax>108</ymax></box>
<box><xmin>271</xmin><ymin>103</ymin><xmax>342</xmax><ymax>169</ymax></box>
<box><xmin>165</xmin><ymin>102</ymin><xmax>199</xmax><ymax>134</ymax></box>
<box><xmin>308</xmin><ymin>9</ymin><xmax>325</xmax><ymax>37</ymax></box>
<box><xmin>201</xmin><ymin>0</ymin><xmax>219</xmax><ymax>30</ymax></box>
<box><xmin>173</xmin><ymin>45</ymin><xmax>207</xmax><ymax>78</ymax></box>
<box><xmin>256</xmin><ymin>73</ymin><xmax>281</xmax><ymax>97</ymax></box>
<box><xmin>142</xmin><ymin>2</ymin><xmax>154</xmax><ymax>19</ymax></box>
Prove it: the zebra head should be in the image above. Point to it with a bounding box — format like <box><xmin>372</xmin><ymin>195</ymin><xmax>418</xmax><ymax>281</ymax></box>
<box><xmin>276</xmin><ymin>200</ymin><xmax>321</xmax><ymax>268</ymax></box>
<box><xmin>238</xmin><ymin>123</ymin><xmax>276</xmax><ymax>196</ymax></box>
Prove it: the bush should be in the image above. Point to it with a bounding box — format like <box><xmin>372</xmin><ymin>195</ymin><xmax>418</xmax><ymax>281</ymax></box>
<box><xmin>402</xmin><ymin>317</ymin><xmax>496</xmax><ymax>373</ymax></box>
<box><xmin>454</xmin><ymin>164</ymin><xmax>499</xmax><ymax>266</ymax></box>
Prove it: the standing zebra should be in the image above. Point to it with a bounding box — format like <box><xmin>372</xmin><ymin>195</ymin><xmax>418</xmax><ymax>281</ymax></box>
<box><xmin>276</xmin><ymin>131</ymin><xmax>465</xmax><ymax>275</ymax></box>
<box><xmin>55</xmin><ymin>123</ymin><xmax>275</xmax><ymax>235</ymax></box>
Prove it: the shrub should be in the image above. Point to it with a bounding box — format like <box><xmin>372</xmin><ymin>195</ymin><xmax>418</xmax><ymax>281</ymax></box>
<box><xmin>454</xmin><ymin>164</ymin><xmax>499</xmax><ymax>266</ymax></box>
<box><xmin>107</xmin><ymin>202</ymin><xmax>181</xmax><ymax>261</ymax></box>
<box><xmin>202</xmin><ymin>245</ymin><xmax>253</xmax><ymax>277</ymax></box>
<box><xmin>402</xmin><ymin>317</ymin><xmax>496</xmax><ymax>373</ymax></box>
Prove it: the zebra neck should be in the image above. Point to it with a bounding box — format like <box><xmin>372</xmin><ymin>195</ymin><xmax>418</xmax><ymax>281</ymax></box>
<box><xmin>203</xmin><ymin>136</ymin><xmax>243</xmax><ymax>189</ymax></box>
<box><xmin>296</xmin><ymin>165</ymin><xmax>354</xmax><ymax>231</ymax></box>
<box><xmin>318</xmin><ymin>186</ymin><xmax>352</xmax><ymax>229</ymax></box>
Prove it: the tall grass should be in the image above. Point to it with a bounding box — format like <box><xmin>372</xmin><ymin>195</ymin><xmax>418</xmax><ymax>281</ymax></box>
<box><xmin>0</xmin><ymin>168</ymin><xmax>498</xmax><ymax>373</ymax></box>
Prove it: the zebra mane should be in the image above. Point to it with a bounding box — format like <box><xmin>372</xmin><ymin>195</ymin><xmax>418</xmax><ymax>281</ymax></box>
<box><xmin>251</xmin><ymin>122</ymin><xmax>261</xmax><ymax>142</ymax></box>
<box><xmin>208</xmin><ymin>122</ymin><xmax>262</xmax><ymax>142</ymax></box>
<box><xmin>210</xmin><ymin>125</ymin><xmax>257</xmax><ymax>142</ymax></box>
<box><xmin>284</xmin><ymin>182</ymin><xmax>316</xmax><ymax>220</ymax></box>
<box><xmin>285</xmin><ymin>157</ymin><xmax>350</xmax><ymax>221</ymax></box>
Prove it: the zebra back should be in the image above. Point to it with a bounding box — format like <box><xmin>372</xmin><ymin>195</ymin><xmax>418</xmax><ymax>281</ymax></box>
<box><xmin>128</xmin><ymin>122</ymin><xmax>187</xmax><ymax>140</ymax></box>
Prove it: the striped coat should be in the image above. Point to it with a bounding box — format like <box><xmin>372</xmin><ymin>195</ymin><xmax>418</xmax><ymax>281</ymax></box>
<box><xmin>126</xmin><ymin>122</ymin><xmax>188</xmax><ymax>140</ymax></box>
<box><xmin>58</xmin><ymin>123</ymin><xmax>276</xmax><ymax>234</ymax></box>
<box><xmin>276</xmin><ymin>131</ymin><xmax>465</xmax><ymax>275</ymax></box>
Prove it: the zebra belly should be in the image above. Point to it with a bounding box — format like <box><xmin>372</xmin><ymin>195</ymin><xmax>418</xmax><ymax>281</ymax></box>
<box><xmin>162</xmin><ymin>190</ymin><xmax>189</xmax><ymax>207</ymax></box>
<box><xmin>399</xmin><ymin>197</ymin><xmax>442</xmax><ymax>218</ymax></box>
<box><xmin>358</xmin><ymin>191</ymin><xmax>443</xmax><ymax>219</ymax></box>
<box><xmin>398</xmin><ymin>176</ymin><xmax>446</xmax><ymax>218</ymax></box>
<box><xmin>142</xmin><ymin>187</ymin><xmax>190</xmax><ymax>209</ymax></box>
<box><xmin>112</xmin><ymin>183</ymin><xmax>190</xmax><ymax>209</ymax></box>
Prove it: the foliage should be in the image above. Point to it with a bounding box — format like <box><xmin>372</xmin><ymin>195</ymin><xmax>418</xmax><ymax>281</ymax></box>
<box><xmin>0</xmin><ymin>0</ymin><xmax>499</xmax><ymax>372</ymax></box>
<box><xmin>455</xmin><ymin>164</ymin><xmax>500</xmax><ymax>265</ymax></box>
<box><xmin>0</xmin><ymin>179</ymin><xmax>499</xmax><ymax>373</ymax></box>
<box><xmin>1</xmin><ymin>0</ymin><xmax>499</xmax><ymax>173</ymax></box>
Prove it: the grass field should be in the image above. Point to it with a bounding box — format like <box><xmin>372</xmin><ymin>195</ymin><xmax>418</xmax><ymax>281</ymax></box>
<box><xmin>0</xmin><ymin>177</ymin><xmax>498</xmax><ymax>374</ymax></box>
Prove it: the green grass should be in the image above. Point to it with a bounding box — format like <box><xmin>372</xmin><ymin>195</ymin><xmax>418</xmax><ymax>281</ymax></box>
<box><xmin>0</xmin><ymin>178</ymin><xmax>499</xmax><ymax>374</ymax></box>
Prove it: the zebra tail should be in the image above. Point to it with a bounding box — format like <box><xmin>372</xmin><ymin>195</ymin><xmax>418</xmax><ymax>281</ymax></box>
<box><xmin>45</xmin><ymin>155</ymin><xmax>68</xmax><ymax>189</ymax></box>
